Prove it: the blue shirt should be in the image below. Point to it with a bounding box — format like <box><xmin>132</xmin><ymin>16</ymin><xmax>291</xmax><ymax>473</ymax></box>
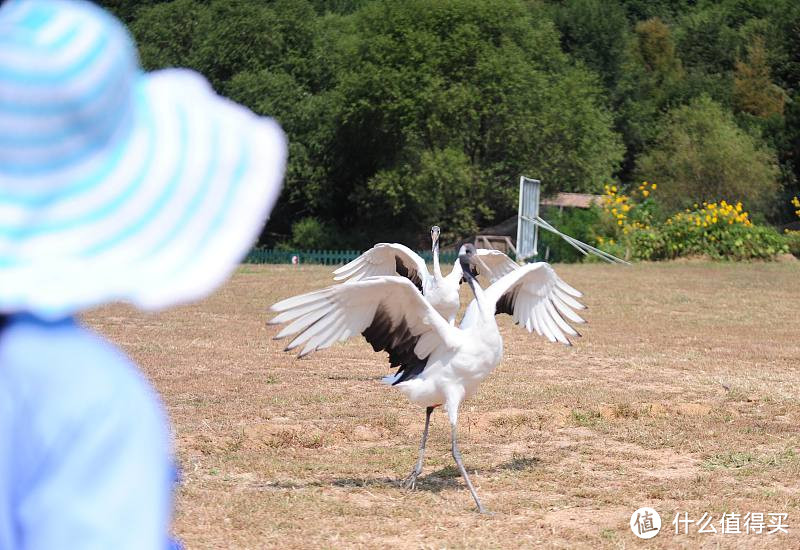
<box><xmin>0</xmin><ymin>314</ymin><xmax>174</xmax><ymax>549</ymax></box>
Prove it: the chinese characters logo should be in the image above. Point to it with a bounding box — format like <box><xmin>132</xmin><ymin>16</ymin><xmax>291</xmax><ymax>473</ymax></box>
<box><xmin>630</xmin><ymin>507</ymin><xmax>662</xmax><ymax>539</ymax></box>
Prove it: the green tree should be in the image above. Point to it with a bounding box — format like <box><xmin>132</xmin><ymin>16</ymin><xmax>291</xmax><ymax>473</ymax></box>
<box><xmin>635</xmin><ymin>96</ymin><xmax>780</xmax><ymax>214</ymax></box>
<box><xmin>328</xmin><ymin>0</ymin><xmax>622</xmax><ymax>245</ymax></box>
<box><xmin>614</xmin><ymin>17</ymin><xmax>685</xmax><ymax>176</ymax></box>
<box><xmin>129</xmin><ymin>0</ymin><xmax>209</xmax><ymax>72</ymax></box>
<box><xmin>733</xmin><ymin>36</ymin><xmax>786</xmax><ymax>118</ymax></box>
<box><xmin>617</xmin><ymin>0</ymin><xmax>691</xmax><ymax>23</ymax></box>
<box><xmin>548</xmin><ymin>0</ymin><xmax>631</xmax><ymax>91</ymax></box>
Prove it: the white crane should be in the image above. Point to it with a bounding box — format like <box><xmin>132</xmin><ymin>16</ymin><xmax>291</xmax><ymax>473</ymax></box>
<box><xmin>332</xmin><ymin>226</ymin><xmax>517</xmax><ymax>324</ymax></box>
<box><xmin>269</xmin><ymin>244</ymin><xmax>586</xmax><ymax>512</ymax></box>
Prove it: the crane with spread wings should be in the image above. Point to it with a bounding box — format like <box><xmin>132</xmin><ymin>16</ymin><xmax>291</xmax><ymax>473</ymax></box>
<box><xmin>270</xmin><ymin>244</ymin><xmax>586</xmax><ymax>512</ymax></box>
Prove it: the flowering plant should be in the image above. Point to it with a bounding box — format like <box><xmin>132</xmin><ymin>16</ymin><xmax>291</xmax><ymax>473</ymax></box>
<box><xmin>595</xmin><ymin>183</ymin><xmax>788</xmax><ymax>260</ymax></box>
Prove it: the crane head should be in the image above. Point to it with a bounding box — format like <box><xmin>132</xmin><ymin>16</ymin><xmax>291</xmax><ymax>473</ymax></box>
<box><xmin>458</xmin><ymin>243</ymin><xmax>477</xmax><ymax>274</ymax></box>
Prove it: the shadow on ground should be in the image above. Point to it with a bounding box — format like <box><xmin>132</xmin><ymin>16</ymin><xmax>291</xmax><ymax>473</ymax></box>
<box><xmin>247</xmin><ymin>455</ymin><xmax>542</xmax><ymax>493</ymax></box>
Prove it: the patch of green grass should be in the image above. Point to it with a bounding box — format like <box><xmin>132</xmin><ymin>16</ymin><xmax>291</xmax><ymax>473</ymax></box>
<box><xmin>703</xmin><ymin>448</ymin><xmax>799</xmax><ymax>471</ymax></box>
<box><xmin>760</xmin><ymin>447</ymin><xmax>797</xmax><ymax>467</ymax></box>
<box><xmin>570</xmin><ymin>409</ymin><xmax>603</xmax><ymax>427</ymax></box>
<box><xmin>600</xmin><ymin>528</ymin><xmax>617</xmax><ymax>541</ymax></box>
<box><xmin>703</xmin><ymin>451</ymin><xmax>755</xmax><ymax>470</ymax></box>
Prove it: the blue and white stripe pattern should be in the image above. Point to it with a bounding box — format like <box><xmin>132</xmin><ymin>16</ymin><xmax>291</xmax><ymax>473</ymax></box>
<box><xmin>0</xmin><ymin>0</ymin><xmax>287</xmax><ymax>318</ymax></box>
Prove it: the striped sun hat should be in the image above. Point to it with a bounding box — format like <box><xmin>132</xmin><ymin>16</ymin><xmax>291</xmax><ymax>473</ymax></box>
<box><xmin>0</xmin><ymin>0</ymin><xmax>287</xmax><ymax>318</ymax></box>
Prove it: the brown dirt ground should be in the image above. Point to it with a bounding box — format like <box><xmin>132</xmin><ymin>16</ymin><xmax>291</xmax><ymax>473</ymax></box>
<box><xmin>83</xmin><ymin>261</ymin><xmax>800</xmax><ymax>549</ymax></box>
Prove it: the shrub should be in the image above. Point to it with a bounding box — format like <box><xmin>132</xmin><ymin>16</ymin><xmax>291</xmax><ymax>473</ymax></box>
<box><xmin>785</xmin><ymin>196</ymin><xmax>800</xmax><ymax>257</ymax></box>
<box><xmin>594</xmin><ymin>181</ymin><xmax>663</xmax><ymax>260</ymax></box>
<box><xmin>596</xmin><ymin>183</ymin><xmax>789</xmax><ymax>260</ymax></box>
<box><xmin>785</xmin><ymin>230</ymin><xmax>800</xmax><ymax>258</ymax></box>
<box><xmin>281</xmin><ymin>217</ymin><xmax>340</xmax><ymax>250</ymax></box>
<box><xmin>661</xmin><ymin>207</ymin><xmax>787</xmax><ymax>260</ymax></box>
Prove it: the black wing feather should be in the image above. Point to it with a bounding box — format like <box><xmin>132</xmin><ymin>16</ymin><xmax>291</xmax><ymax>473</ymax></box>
<box><xmin>495</xmin><ymin>287</ymin><xmax>517</xmax><ymax>316</ymax></box>
<box><xmin>395</xmin><ymin>256</ymin><xmax>423</xmax><ymax>292</ymax></box>
<box><xmin>361</xmin><ymin>305</ymin><xmax>429</xmax><ymax>384</ymax></box>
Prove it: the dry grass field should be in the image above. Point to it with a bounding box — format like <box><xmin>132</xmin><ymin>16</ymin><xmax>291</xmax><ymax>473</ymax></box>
<box><xmin>84</xmin><ymin>261</ymin><xmax>800</xmax><ymax>549</ymax></box>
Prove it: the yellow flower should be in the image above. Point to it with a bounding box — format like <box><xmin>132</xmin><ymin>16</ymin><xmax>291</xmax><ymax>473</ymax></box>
<box><xmin>642</xmin><ymin>190</ymin><xmax>650</xmax><ymax>197</ymax></box>
<box><xmin>622</xmin><ymin>204</ymin><xmax>630</xmax><ymax>212</ymax></box>
<box><xmin>610</xmin><ymin>185</ymin><xmax>617</xmax><ymax>193</ymax></box>
<box><xmin>712</xmin><ymin>217</ymin><xmax>718</xmax><ymax>223</ymax></box>
<box><xmin>617</xmin><ymin>220</ymin><xmax>623</xmax><ymax>226</ymax></box>
<box><xmin>651</xmin><ymin>183</ymin><xmax>657</xmax><ymax>190</ymax></box>
<box><xmin>615</xmin><ymin>196</ymin><xmax>623</xmax><ymax>204</ymax></box>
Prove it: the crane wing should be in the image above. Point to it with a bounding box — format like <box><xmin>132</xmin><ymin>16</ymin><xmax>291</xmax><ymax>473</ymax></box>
<box><xmin>332</xmin><ymin>243</ymin><xmax>429</xmax><ymax>292</ymax></box>
<box><xmin>270</xmin><ymin>277</ymin><xmax>460</xmax><ymax>384</ymax></box>
<box><xmin>476</xmin><ymin>249</ymin><xmax>519</xmax><ymax>282</ymax></box>
<box><xmin>446</xmin><ymin>248</ymin><xmax>518</xmax><ymax>284</ymax></box>
<box><xmin>483</xmin><ymin>263</ymin><xmax>586</xmax><ymax>346</ymax></box>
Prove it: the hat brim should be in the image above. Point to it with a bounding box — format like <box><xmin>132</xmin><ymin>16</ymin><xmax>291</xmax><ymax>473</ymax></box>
<box><xmin>0</xmin><ymin>69</ymin><xmax>287</xmax><ymax>318</ymax></box>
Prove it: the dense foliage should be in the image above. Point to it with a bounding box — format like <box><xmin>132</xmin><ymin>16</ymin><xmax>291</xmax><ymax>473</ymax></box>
<box><xmin>595</xmin><ymin>184</ymin><xmax>790</xmax><ymax>261</ymax></box>
<box><xmin>99</xmin><ymin>0</ymin><xmax>800</xmax><ymax>251</ymax></box>
<box><xmin>635</xmin><ymin>95</ymin><xmax>780</xmax><ymax>214</ymax></box>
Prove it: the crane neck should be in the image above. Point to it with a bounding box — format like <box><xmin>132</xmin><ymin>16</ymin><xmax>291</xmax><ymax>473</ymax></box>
<box><xmin>461</xmin><ymin>261</ymin><xmax>488</xmax><ymax>319</ymax></box>
<box><xmin>432</xmin><ymin>237</ymin><xmax>443</xmax><ymax>279</ymax></box>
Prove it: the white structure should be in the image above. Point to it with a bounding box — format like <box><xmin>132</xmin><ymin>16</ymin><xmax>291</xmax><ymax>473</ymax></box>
<box><xmin>516</xmin><ymin>176</ymin><xmax>628</xmax><ymax>265</ymax></box>
<box><xmin>516</xmin><ymin>176</ymin><xmax>542</xmax><ymax>261</ymax></box>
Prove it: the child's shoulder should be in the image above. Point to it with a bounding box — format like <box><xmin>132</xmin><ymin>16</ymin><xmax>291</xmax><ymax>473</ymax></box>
<box><xmin>0</xmin><ymin>314</ymin><xmax>163</xmax><ymax>425</ymax></box>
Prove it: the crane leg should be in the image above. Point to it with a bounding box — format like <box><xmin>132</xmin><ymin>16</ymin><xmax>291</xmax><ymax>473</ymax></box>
<box><xmin>403</xmin><ymin>406</ymin><xmax>434</xmax><ymax>490</ymax></box>
<box><xmin>451</xmin><ymin>422</ymin><xmax>488</xmax><ymax>514</ymax></box>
